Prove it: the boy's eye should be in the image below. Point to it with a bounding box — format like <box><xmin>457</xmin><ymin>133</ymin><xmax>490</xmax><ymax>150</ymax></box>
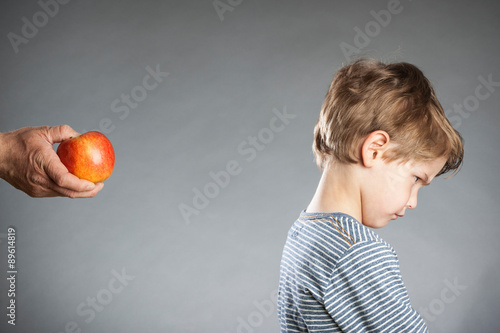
<box><xmin>414</xmin><ymin>176</ymin><xmax>420</xmax><ymax>183</ymax></box>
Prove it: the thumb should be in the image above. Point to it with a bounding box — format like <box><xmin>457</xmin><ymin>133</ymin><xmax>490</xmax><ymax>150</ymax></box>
<box><xmin>47</xmin><ymin>125</ymin><xmax>81</xmax><ymax>144</ymax></box>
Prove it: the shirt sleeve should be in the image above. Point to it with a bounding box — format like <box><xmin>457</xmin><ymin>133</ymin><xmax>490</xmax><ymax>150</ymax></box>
<box><xmin>324</xmin><ymin>240</ymin><xmax>429</xmax><ymax>333</ymax></box>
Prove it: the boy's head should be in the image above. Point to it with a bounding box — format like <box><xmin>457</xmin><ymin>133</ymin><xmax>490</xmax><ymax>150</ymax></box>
<box><xmin>313</xmin><ymin>58</ymin><xmax>464</xmax><ymax>176</ymax></box>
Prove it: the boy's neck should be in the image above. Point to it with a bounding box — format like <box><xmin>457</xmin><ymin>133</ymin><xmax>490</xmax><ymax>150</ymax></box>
<box><xmin>306</xmin><ymin>162</ymin><xmax>363</xmax><ymax>223</ymax></box>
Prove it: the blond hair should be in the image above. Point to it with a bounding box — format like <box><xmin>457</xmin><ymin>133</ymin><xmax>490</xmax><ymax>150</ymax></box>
<box><xmin>313</xmin><ymin>58</ymin><xmax>463</xmax><ymax>176</ymax></box>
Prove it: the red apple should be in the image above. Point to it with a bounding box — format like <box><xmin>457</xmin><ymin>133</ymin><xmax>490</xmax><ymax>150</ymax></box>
<box><xmin>56</xmin><ymin>131</ymin><xmax>115</xmax><ymax>183</ymax></box>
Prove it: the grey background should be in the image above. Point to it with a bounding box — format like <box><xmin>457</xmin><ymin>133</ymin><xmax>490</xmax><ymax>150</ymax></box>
<box><xmin>0</xmin><ymin>0</ymin><xmax>499</xmax><ymax>332</ymax></box>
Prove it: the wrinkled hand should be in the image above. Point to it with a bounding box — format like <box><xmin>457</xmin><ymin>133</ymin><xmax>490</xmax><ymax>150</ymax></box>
<box><xmin>0</xmin><ymin>125</ymin><xmax>104</xmax><ymax>198</ymax></box>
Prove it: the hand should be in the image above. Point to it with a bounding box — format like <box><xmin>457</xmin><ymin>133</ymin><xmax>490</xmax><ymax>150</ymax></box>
<box><xmin>0</xmin><ymin>125</ymin><xmax>104</xmax><ymax>198</ymax></box>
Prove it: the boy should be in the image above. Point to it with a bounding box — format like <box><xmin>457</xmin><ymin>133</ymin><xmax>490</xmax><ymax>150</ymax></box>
<box><xmin>277</xmin><ymin>58</ymin><xmax>464</xmax><ymax>332</ymax></box>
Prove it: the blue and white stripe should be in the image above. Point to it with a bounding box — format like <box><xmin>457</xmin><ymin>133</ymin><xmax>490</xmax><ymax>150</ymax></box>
<box><xmin>277</xmin><ymin>210</ymin><xmax>428</xmax><ymax>332</ymax></box>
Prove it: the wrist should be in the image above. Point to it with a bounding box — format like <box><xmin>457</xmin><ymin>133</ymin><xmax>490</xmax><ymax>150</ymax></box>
<box><xmin>0</xmin><ymin>132</ymin><xmax>11</xmax><ymax>179</ymax></box>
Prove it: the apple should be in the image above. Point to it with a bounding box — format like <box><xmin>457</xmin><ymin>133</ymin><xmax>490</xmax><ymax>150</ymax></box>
<box><xmin>57</xmin><ymin>131</ymin><xmax>115</xmax><ymax>183</ymax></box>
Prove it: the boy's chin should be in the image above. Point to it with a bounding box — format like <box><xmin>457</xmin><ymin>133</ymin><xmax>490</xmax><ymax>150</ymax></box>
<box><xmin>362</xmin><ymin>217</ymin><xmax>391</xmax><ymax>229</ymax></box>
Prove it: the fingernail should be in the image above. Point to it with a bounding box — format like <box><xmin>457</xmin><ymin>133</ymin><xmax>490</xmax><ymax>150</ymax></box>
<box><xmin>86</xmin><ymin>183</ymin><xmax>96</xmax><ymax>191</ymax></box>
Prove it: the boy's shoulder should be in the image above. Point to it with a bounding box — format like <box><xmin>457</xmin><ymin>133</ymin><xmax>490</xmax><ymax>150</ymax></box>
<box><xmin>287</xmin><ymin>210</ymin><xmax>397</xmax><ymax>262</ymax></box>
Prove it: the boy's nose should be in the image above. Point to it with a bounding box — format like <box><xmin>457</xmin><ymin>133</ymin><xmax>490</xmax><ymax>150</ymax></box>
<box><xmin>407</xmin><ymin>189</ymin><xmax>418</xmax><ymax>209</ymax></box>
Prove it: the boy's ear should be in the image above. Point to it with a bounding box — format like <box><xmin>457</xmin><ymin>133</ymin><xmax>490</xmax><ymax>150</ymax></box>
<box><xmin>360</xmin><ymin>130</ymin><xmax>391</xmax><ymax>167</ymax></box>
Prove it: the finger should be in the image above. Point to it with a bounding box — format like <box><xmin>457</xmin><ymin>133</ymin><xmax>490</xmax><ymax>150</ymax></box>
<box><xmin>21</xmin><ymin>174</ymin><xmax>64</xmax><ymax>198</ymax></box>
<box><xmin>50</xmin><ymin>182</ymin><xmax>104</xmax><ymax>198</ymax></box>
<box><xmin>44</xmin><ymin>152</ymin><xmax>96</xmax><ymax>192</ymax></box>
<box><xmin>47</xmin><ymin>124</ymin><xmax>81</xmax><ymax>144</ymax></box>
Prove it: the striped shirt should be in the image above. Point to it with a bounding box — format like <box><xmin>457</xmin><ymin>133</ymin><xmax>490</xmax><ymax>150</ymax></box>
<box><xmin>277</xmin><ymin>210</ymin><xmax>428</xmax><ymax>332</ymax></box>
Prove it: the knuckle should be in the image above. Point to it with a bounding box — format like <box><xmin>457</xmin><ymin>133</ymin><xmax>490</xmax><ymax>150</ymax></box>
<box><xmin>61</xmin><ymin>124</ymin><xmax>71</xmax><ymax>131</ymax></box>
<box><xmin>52</xmin><ymin>173</ymin><xmax>66</xmax><ymax>187</ymax></box>
<box><xmin>29</xmin><ymin>174</ymin><xmax>43</xmax><ymax>186</ymax></box>
<box><xmin>28</xmin><ymin>186</ymin><xmax>44</xmax><ymax>198</ymax></box>
<box><xmin>58</xmin><ymin>124</ymin><xmax>71</xmax><ymax>134</ymax></box>
<box><xmin>37</xmin><ymin>126</ymin><xmax>52</xmax><ymax>140</ymax></box>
